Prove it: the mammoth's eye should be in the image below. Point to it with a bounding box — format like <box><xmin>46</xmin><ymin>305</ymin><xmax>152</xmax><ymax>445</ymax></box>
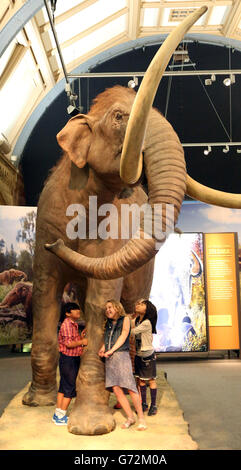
<box><xmin>115</xmin><ymin>112</ymin><xmax>122</xmax><ymax>121</ymax></box>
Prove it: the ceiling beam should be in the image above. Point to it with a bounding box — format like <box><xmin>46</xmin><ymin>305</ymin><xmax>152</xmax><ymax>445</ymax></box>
<box><xmin>48</xmin><ymin>8</ymin><xmax>128</xmax><ymax>55</ymax></box>
<box><xmin>68</xmin><ymin>69</ymin><xmax>241</xmax><ymax>78</ymax></box>
<box><xmin>40</xmin><ymin>0</ymin><xmax>99</xmax><ymax>33</ymax></box>
<box><xmin>55</xmin><ymin>33</ymin><xmax>129</xmax><ymax>79</ymax></box>
<box><xmin>203</xmin><ymin>4</ymin><xmax>214</xmax><ymax>27</ymax></box>
<box><xmin>0</xmin><ymin>0</ymin><xmax>27</xmax><ymax>31</ymax></box>
<box><xmin>128</xmin><ymin>0</ymin><xmax>142</xmax><ymax>40</ymax></box>
<box><xmin>25</xmin><ymin>18</ymin><xmax>56</xmax><ymax>87</ymax></box>
<box><xmin>0</xmin><ymin>43</ymin><xmax>26</xmax><ymax>88</ymax></box>
<box><xmin>142</xmin><ymin>1</ymin><xmax>232</xmax><ymax>7</ymax></box>
<box><xmin>222</xmin><ymin>0</ymin><xmax>241</xmax><ymax>37</ymax></box>
<box><xmin>140</xmin><ymin>25</ymin><xmax>223</xmax><ymax>36</ymax></box>
<box><xmin>0</xmin><ymin>0</ymin><xmax>44</xmax><ymax>56</ymax></box>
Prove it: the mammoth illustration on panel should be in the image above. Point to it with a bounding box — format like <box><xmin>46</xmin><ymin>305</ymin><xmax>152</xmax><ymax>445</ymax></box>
<box><xmin>23</xmin><ymin>7</ymin><xmax>241</xmax><ymax>435</ymax></box>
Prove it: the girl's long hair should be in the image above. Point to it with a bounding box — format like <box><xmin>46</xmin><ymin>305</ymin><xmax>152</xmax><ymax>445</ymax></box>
<box><xmin>136</xmin><ymin>299</ymin><xmax>157</xmax><ymax>334</ymax></box>
<box><xmin>106</xmin><ymin>299</ymin><xmax>126</xmax><ymax>317</ymax></box>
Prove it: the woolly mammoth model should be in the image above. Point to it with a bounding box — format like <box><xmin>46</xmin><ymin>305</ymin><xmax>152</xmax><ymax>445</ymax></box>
<box><xmin>23</xmin><ymin>7</ymin><xmax>241</xmax><ymax>435</ymax></box>
<box><xmin>0</xmin><ymin>269</ymin><xmax>27</xmax><ymax>285</ymax></box>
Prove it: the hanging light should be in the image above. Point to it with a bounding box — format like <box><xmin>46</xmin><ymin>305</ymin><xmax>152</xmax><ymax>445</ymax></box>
<box><xmin>203</xmin><ymin>145</ymin><xmax>211</xmax><ymax>155</ymax></box>
<box><xmin>223</xmin><ymin>145</ymin><xmax>229</xmax><ymax>153</ymax></box>
<box><xmin>128</xmin><ymin>76</ymin><xmax>138</xmax><ymax>89</ymax></box>
<box><xmin>205</xmin><ymin>74</ymin><xmax>216</xmax><ymax>86</ymax></box>
<box><xmin>223</xmin><ymin>74</ymin><xmax>235</xmax><ymax>86</ymax></box>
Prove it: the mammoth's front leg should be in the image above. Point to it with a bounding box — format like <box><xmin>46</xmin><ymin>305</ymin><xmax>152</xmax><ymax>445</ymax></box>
<box><xmin>23</xmin><ymin>273</ymin><xmax>64</xmax><ymax>407</ymax></box>
<box><xmin>68</xmin><ymin>279</ymin><xmax>123</xmax><ymax>435</ymax></box>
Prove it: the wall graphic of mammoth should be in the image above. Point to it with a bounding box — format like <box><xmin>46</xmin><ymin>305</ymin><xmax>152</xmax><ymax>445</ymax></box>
<box><xmin>0</xmin><ymin>269</ymin><xmax>27</xmax><ymax>285</ymax></box>
<box><xmin>0</xmin><ymin>282</ymin><xmax>32</xmax><ymax>327</ymax></box>
<box><xmin>23</xmin><ymin>8</ymin><xmax>241</xmax><ymax>435</ymax></box>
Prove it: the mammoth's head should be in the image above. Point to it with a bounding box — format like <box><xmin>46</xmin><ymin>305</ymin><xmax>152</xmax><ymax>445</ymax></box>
<box><xmin>57</xmin><ymin>87</ymin><xmax>137</xmax><ymax>184</ymax></box>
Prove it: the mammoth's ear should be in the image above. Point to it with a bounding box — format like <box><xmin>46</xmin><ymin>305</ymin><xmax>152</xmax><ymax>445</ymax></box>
<box><xmin>69</xmin><ymin>162</ymin><xmax>89</xmax><ymax>191</ymax></box>
<box><xmin>56</xmin><ymin>114</ymin><xmax>94</xmax><ymax>168</ymax></box>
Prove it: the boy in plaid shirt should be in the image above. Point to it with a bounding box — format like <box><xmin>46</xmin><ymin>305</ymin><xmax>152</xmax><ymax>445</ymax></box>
<box><xmin>52</xmin><ymin>302</ymin><xmax>87</xmax><ymax>425</ymax></box>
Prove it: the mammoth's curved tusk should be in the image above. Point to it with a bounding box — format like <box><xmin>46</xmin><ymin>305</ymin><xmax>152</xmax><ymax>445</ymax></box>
<box><xmin>186</xmin><ymin>175</ymin><xmax>241</xmax><ymax>209</ymax></box>
<box><xmin>120</xmin><ymin>5</ymin><xmax>208</xmax><ymax>185</ymax></box>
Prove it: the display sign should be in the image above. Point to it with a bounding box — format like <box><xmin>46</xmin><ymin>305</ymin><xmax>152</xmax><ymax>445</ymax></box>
<box><xmin>0</xmin><ymin>205</ymin><xmax>36</xmax><ymax>345</ymax></box>
<box><xmin>204</xmin><ymin>233</ymin><xmax>240</xmax><ymax>350</ymax></box>
<box><xmin>150</xmin><ymin>233</ymin><xmax>208</xmax><ymax>353</ymax></box>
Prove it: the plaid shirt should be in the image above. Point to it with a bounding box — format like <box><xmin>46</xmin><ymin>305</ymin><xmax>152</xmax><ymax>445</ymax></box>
<box><xmin>58</xmin><ymin>318</ymin><xmax>83</xmax><ymax>357</ymax></box>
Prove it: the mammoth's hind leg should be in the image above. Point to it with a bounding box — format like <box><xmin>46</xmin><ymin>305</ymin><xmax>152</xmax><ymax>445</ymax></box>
<box><xmin>22</xmin><ymin>275</ymin><xmax>65</xmax><ymax>407</ymax></box>
<box><xmin>68</xmin><ymin>278</ymin><xmax>123</xmax><ymax>435</ymax></box>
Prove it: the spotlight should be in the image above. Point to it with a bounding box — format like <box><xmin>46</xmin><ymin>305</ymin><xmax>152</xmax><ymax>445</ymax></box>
<box><xmin>205</xmin><ymin>74</ymin><xmax>216</xmax><ymax>86</ymax></box>
<box><xmin>205</xmin><ymin>79</ymin><xmax>212</xmax><ymax>86</ymax></box>
<box><xmin>223</xmin><ymin>145</ymin><xmax>229</xmax><ymax>153</ymax></box>
<box><xmin>128</xmin><ymin>76</ymin><xmax>138</xmax><ymax>89</ymax></box>
<box><xmin>204</xmin><ymin>146</ymin><xmax>211</xmax><ymax>155</ymax></box>
<box><xmin>236</xmin><ymin>149</ymin><xmax>241</xmax><ymax>154</ymax></box>
<box><xmin>223</xmin><ymin>74</ymin><xmax>235</xmax><ymax>86</ymax></box>
<box><xmin>223</xmin><ymin>77</ymin><xmax>231</xmax><ymax>86</ymax></box>
<box><xmin>67</xmin><ymin>105</ymin><xmax>80</xmax><ymax>116</ymax></box>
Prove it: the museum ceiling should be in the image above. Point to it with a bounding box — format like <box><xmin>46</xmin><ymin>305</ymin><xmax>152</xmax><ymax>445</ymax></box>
<box><xmin>1</xmin><ymin>1</ymin><xmax>241</xmax><ymax>205</ymax></box>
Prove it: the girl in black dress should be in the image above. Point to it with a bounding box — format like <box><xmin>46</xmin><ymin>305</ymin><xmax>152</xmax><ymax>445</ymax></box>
<box><xmin>132</xmin><ymin>299</ymin><xmax>158</xmax><ymax>416</ymax></box>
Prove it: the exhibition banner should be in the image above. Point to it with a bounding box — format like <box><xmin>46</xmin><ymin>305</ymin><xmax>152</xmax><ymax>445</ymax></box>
<box><xmin>150</xmin><ymin>233</ymin><xmax>208</xmax><ymax>353</ymax></box>
<box><xmin>0</xmin><ymin>206</ymin><xmax>83</xmax><ymax>346</ymax></box>
<box><xmin>179</xmin><ymin>202</ymin><xmax>241</xmax><ymax>351</ymax></box>
<box><xmin>0</xmin><ymin>206</ymin><xmax>36</xmax><ymax>345</ymax></box>
<box><xmin>204</xmin><ymin>233</ymin><xmax>240</xmax><ymax>350</ymax></box>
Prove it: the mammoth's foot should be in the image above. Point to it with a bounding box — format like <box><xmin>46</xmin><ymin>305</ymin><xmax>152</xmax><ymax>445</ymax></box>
<box><xmin>68</xmin><ymin>403</ymin><xmax>116</xmax><ymax>435</ymax></box>
<box><xmin>22</xmin><ymin>382</ymin><xmax>57</xmax><ymax>407</ymax></box>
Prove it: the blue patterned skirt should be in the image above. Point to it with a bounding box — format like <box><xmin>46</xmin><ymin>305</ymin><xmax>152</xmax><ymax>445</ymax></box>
<box><xmin>105</xmin><ymin>350</ymin><xmax>138</xmax><ymax>393</ymax></box>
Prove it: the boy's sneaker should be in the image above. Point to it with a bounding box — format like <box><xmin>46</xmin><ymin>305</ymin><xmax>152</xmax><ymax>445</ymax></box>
<box><xmin>52</xmin><ymin>413</ymin><xmax>68</xmax><ymax>425</ymax></box>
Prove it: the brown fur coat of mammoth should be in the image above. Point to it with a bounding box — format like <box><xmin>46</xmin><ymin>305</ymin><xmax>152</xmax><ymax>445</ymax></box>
<box><xmin>0</xmin><ymin>269</ymin><xmax>27</xmax><ymax>285</ymax></box>
<box><xmin>0</xmin><ymin>282</ymin><xmax>32</xmax><ymax>326</ymax></box>
<box><xmin>23</xmin><ymin>7</ymin><xmax>241</xmax><ymax>436</ymax></box>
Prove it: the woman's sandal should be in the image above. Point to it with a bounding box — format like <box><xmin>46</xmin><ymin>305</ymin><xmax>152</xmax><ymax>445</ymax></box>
<box><xmin>121</xmin><ymin>416</ymin><xmax>136</xmax><ymax>429</ymax></box>
<box><xmin>137</xmin><ymin>419</ymin><xmax>147</xmax><ymax>431</ymax></box>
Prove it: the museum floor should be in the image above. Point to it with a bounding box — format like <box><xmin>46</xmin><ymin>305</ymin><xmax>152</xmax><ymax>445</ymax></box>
<box><xmin>0</xmin><ymin>346</ymin><xmax>241</xmax><ymax>450</ymax></box>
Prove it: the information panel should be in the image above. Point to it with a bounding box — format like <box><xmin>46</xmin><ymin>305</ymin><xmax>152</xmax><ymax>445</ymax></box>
<box><xmin>150</xmin><ymin>233</ymin><xmax>208</xmax><ymax>353</ymax></box>
<box><xmin>204</xmin><ymin>233</ymin><xmax>240</xmax><ymax>350</ymax></box>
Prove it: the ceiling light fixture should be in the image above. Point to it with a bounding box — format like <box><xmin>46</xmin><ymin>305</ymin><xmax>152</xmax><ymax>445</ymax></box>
<box><xmin>205</xmin><ymin>78</ymin><xmax>212</xmax><ymax>86</ymax></box>
<box><xmin>128</xmin><ymin>76</ymin><xmax>138</xmax><ymax>89</ymax></box>
<box><xmin>223</xmin><ymin>145</ymin><xmax>229</xmax><ymax>153</ymax></box>
<box><xmin>205</xmin><ymin>74</ymin><xmax>216</xmax><ymax>86</ymax></box>
<box><xmin>223</xmin><ymin>74</ymin><xmax>235</xmax><ymax>86</ymax></box>
<box><xmin>236</xmin><ymin>149</ymin><xmax>241</xmax><ymax>154</ymax></box>
<box><xmin>203</xmin><ymin>145</ymin><xmax>211</xmax><ymax>155</ymax></box>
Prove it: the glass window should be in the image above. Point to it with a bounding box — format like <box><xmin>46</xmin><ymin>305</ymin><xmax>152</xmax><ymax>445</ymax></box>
<box><xmin>59</xmin><ymin>14</ymin><xmax>127</xmax><ymax>65</ymax></box>
<box><xmin>141</xmin><ymin>8</ymin><xmax>159</xmax><ymax>27</ymax></box>
<box><xmin>208</xmin><ymin>6</ymin><xmax>230</xmax><ymax>25</ymax></box>
<box><xmin>0</xmin><ymin>50</ymin><xmax>43</xmax><ymax>141</ymax></box>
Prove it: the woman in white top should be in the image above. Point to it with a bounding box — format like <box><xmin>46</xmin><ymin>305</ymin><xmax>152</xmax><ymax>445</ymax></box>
<box><xmin>132</xmin><ymin>299</ymin><xmax>158</xmax><ymax>416</ymax></box>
